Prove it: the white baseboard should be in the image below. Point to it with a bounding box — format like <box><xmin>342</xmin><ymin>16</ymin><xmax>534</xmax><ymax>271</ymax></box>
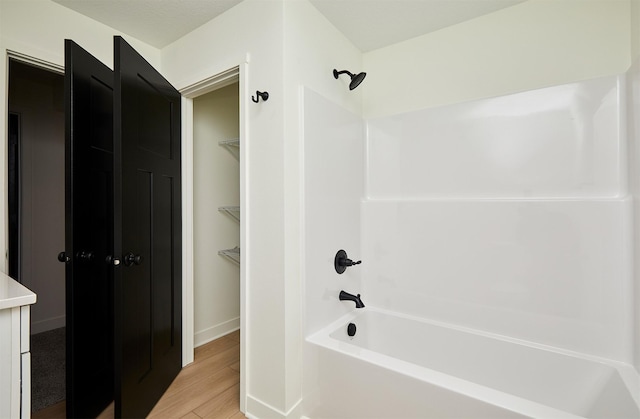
<box><xmin>194</xmin><ymin>317</ymin><xmax>240</xmax><ymax>347</ymax></box>
<box><xmin>245</xmin><ymin>395</ymin><xmax>302</xmax><ymax>419</ymax></box>
<box><xmin>31</xmin><ymin>315</ymin><xmax>65</xmax><ymax>335</ymax></box>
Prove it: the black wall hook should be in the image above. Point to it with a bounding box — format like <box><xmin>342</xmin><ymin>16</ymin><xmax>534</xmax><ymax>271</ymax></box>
<box><xmin>252</xmin><ymin>90</ymin><xmax>269</xmax><ymax>103</ymax></box>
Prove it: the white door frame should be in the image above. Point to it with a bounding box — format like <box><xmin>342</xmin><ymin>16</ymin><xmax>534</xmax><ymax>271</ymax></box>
<box><xmin>3</xmin><ymin>50</ymin><xmax>65</xmax><ymax>267</ymax></box>
<box><xmin>180</xmin><ymin>62</ymin><xmax>248</xmax><ymax>413</ymax></box>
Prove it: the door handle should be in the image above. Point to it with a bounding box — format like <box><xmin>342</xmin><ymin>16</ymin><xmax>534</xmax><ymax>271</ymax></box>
<box><xmin>76</xmin><ymin>251</ymin><xmax>94</xmax><ymax>262</ymax></box>
<box><xmin>57</xmin><ymin>251</ymin><xmax>71</xmax><ymax>263</ymax></box>
<box><xmin>123</xmin><ymin>252</ymin><xmax>143</xmax><ymax>266</ymax></box>
<box><xmin>105</xmin><ymin>255</ymin><xmax>121</xmax><ymax>266</ymax></box>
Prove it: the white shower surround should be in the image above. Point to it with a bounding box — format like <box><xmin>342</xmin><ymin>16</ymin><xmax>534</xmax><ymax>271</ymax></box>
<box><xmin>366</xmin><ymin>76</ymin><xmax>625</xmax><ymax>199</ymax></box>
<box><xmin>362</xmin><ymin>198</ymin><xmax>631</xmax><ymax>361</ymax></box>
<box><xmin>363</xmin><ymin>74</ymin><xmax>632</xmax><ymax>362</ymax></box>
<box><xmin>302</xmin><ymin>73</ymin><xmax>639</xmax><ymax>416</ymax></box>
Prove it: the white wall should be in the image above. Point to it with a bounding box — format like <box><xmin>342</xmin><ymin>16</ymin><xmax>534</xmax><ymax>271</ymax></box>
<box><xmin>161</xmin><ymin>1</ymin><xmax>289</xmax><ymax>415</ymax></box>
<box><xmin>0</xmin><ymin>0</ymin><xmax>159</xmax><ymax>70</ymax></box>
<box><xmin>163</xmin><ymin>0</ymin><xmax>363</xmax><ymax>415</ymax></box>
<box><xmin>283</xmin><ymin>1</ymin><xmax>363</xmax><ymax>414</ymax></box>
<box><xmin>363</xmin><ymin>0</ymin><xmax>631</xmax><ymax>119</ymax></box>
<box><xmin>193</xmin><ymin>83</ymin><xmax>240</xmax><ymax>347</ymax></box>
<box><xmin>628</xmin><ymin>0</ymin><xmax>640</xmax><ymax>373</ymax></box>
<box><xmin>629</xmin><ymin>66</ymin><xmax>640</xmax><ymax>372</ymax></box>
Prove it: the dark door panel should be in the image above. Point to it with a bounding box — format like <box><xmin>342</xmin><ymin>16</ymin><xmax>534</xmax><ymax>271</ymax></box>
<box><xmin>63</xmin><ymin>39</ymin><xmax>114</xmax><ymax>419</ymax></box>
<box><xmin>64</xmin><ymin>36</ymin><xmax>181</xmax><ymax>419</ymax></box>
<box><xmin>114</xmin><ymin>35</ymin><xmax>182</xmax><ymax>418</ymax></box>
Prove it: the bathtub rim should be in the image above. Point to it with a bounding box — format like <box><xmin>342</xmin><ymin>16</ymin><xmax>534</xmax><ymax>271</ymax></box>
<box><xmin>306</xmin><ymin>306</ymin><xmax>640</xmax><ymax>419</ymax></box>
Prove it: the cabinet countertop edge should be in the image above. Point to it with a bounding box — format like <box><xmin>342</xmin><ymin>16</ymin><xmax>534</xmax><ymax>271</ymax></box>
<box><xmin>0</xmin><ymin>273</ymin><xmax>37</xmax><ymax>310</ymax></box>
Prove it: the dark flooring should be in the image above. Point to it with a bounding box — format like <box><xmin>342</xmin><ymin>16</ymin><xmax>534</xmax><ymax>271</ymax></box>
<box><xmin>31</xmin><ymin>327</ymin><xmax>65</xmax><ymax>412</ymax></box>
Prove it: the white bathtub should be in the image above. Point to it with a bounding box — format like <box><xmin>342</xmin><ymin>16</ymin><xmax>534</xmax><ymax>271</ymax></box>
<box><xmin>304</xmin><ymin>309</ymin><xmax>640</xmax><ymax>418</ymax></box>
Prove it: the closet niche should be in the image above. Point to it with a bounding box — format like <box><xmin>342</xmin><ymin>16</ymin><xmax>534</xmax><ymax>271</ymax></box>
<box><xmin>193</xmin><ymin>82</ymin><xmax>240</xmax><ymax>348</ymax></box>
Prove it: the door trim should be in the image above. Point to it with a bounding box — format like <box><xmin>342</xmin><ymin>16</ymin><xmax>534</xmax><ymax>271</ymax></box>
<box><xmin>7</xmin><ymin>50</ymin><xmax>64</xmax><ymax>74</ymax></box>
<box><xmin>4</xmin><ymin>51</ymin><xmax>63</xmax><ymax>274</ymax></box>
<box><xmin>179</xmin><ymin>62</ymin><xmax>248</xmax><ymax>413</ymax></box>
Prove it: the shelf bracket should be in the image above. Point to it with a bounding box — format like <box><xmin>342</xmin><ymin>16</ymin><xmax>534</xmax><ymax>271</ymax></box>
<box><xmin>218</xmin><ymin>247</ymin><xmax>240</xmax><ymax>265</ymax></box>
<box><xmin>218</xmin><ymin>206</ymin><xmax>240</xmax><ymax>222</ymax></box>
<box><xmin>218</xmin><ymin>138</ymin><xmax>239</xmax><ymax>160</ymax></box>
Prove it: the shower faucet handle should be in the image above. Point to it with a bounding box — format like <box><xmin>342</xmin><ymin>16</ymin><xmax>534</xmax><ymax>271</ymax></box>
<box><xmin>334</xmin><ymin>249</ymin><xmax>362</xmax><ymax>274</ymax></box>
<box><xmin>339</xmin><ymin>258</ymin><xmax>361</xmax><ymax>267</ymax></box>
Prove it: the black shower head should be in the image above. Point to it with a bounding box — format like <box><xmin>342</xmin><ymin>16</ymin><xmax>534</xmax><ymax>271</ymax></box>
<box><xmin>333</xmin><ymin>69</ymin><xmax>367</xmax><ymax>90</ymax></box>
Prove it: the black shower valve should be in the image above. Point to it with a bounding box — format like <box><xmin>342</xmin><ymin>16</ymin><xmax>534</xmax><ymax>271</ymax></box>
<box><xmin>334</xmin><ymin>249</ymin><xmax>361</xmax><ymax>274</ymax></box>
<box><xmin>339</xmin><ymin>258</ymin><xmax>361</xmax><ymax>267</ymax></box>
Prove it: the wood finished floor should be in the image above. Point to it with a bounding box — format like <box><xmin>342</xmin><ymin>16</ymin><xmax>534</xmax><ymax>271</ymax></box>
<box><xmin>33</xmin><ymin>331</ymin><xmax>244</xmax><ymax>419</ymax></box>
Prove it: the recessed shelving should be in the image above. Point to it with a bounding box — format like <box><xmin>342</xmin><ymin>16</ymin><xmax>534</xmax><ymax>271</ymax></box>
<box><xmin>218</xmin><ymin>137</ymin><xmax>240</xmax><ymax>265</ymax></box>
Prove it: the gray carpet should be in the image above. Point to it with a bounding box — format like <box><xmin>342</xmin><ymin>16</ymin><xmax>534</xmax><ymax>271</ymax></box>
<box><xmin>31</xmin><ymin>327</ymin><xmax>65</xmax><ymax>412</ymax></box>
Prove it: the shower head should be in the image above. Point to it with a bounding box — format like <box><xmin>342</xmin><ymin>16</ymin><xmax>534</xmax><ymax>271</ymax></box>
<box><xmin>333</xmin><ymin>69</ymin><xmax>367</xmax><ymax>90</ymax></box>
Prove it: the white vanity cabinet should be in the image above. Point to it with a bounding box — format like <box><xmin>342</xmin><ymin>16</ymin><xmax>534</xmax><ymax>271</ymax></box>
<box><xmin>0</xmin><ymin>274</ymin><xmax>37</xmax><ymax>418</ymax></box>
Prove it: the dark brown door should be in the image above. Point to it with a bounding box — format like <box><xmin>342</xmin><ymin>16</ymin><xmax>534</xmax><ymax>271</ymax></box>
<box><xmin>63</xmin><ymin>39</ymin><xmax>115</xmax><ymax>418</ymax></box>
<box><xmin>113</xmin><ymin>35</ymin><xmax>182</xmax><ymax>418</ymax></box>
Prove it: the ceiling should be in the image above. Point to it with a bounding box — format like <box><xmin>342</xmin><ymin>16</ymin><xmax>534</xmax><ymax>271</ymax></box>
<box><xmin>52</xmin><ymin>0</ymin><xmax>526</xmax><ymax>51</ymax></box>
<box><xmin>309</xmin><ymin>0</ymin><xmax>525</xmax><ymax>52</ymax></box>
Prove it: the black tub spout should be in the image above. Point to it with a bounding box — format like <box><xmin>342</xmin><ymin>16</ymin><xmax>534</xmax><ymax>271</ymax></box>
<box><xmin>339</xmin><ymin>290</ymin><xmax>365</xmax><ymax>308</ymax></box>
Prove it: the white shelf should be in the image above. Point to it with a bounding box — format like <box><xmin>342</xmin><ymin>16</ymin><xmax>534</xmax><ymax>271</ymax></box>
<box><xmin>218</xmin><ymin>138</ymin><xmax>239</xmax><ymax>160</ymax></box>
<box><xmin>218</xmin><ymin>206</ymin><xmax>240</xmax><ymax>222</ymax></box>
<box><xmin>218</xmin><ymin>247</ymin><xmax>240</xmax><ymax>265</ymax></box>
